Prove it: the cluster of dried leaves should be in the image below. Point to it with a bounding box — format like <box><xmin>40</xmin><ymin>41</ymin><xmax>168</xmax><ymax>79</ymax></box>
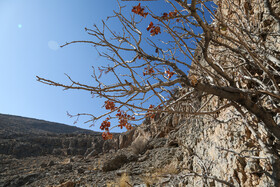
<box><xmin>102</xmin><ymin>100</ymin><xmax>135</xmax><ymax>139</ymax></box>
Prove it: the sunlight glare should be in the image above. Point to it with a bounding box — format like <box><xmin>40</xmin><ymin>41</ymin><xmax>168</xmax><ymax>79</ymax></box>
<box><xmin>48</xmin><ymin>40</ymin><xmax>59</xmax><ymax>50</ymax></box>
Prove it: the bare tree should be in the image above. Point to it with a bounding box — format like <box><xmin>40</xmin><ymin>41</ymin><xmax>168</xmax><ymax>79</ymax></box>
<box><xmin>37</xmin><ymin>0</ymin><xmax>280</xmax><ymax>185</ymax></box>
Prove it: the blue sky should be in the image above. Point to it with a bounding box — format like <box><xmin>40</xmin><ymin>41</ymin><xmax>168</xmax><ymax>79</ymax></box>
<box><xmin>0</xmin><ymin>0</ymin><xmax>173</xmax><ymax>132</ymax></box>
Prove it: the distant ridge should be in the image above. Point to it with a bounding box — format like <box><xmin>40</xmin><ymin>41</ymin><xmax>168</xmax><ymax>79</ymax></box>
<box><xmin>0</xmin><ymin>113</ymin><xmax>99</xmax><ymax>135</ymax></box>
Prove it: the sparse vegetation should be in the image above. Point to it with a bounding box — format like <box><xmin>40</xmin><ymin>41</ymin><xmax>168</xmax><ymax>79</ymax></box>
<box><xmin>106</xmin><ymin>173</ymin><xmax>132</xmax><ymax>187</ymax></box>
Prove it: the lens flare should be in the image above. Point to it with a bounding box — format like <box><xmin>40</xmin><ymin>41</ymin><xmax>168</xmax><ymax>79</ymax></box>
<box><xmin>48</xmin><ymin>40</ymin><xmax>59</xmax><ymax>50</ymax></box>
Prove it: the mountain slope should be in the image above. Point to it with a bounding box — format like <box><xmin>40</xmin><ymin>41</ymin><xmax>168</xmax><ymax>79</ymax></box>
<box><xmin>0</xmin><ymin>113</ymin><xmax>97</xmax><ymax>136</ymax></box>
<box><xmin>0</xmin><ymin>113</ymin><xmax>108</xmax><ymax>159</ymax></box>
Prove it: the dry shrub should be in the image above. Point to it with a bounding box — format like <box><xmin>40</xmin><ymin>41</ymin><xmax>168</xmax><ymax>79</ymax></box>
<box><xmin>106</xmin><ymin>173</ymin><xmax>132</xmax><ymax>187</ymax></box>
<box><xmin>141</xmin><ymin>162</ymin><xmax>179</xmax><ymax>186</ymax></box>
<box><xmin>153</xmin><ymin>162</ymin><xmax>179</xmax><ymax>177</ymax></box>
<box><xmin>118</xmin><ymin>173</ymin><xmax>132</xmax><ymax>187</ymax></box>
<box><xmin>106</xmin><ymin>181</ymin><xmax>116</xmax><ymax>187</ymax></box>
<box><xmin>55</xmin><ymin>181</ymin><xmax>76</xmax><ymax>187</ymax></box>
<box><xmin>141</xmin><ymin>175</ymin><xmax>155</xmax><ymax>187</ymax></box>
<box><xmin>161</xmin><ymin>162</ymin><xmax>179</xmax><ymax>175</ymax></box>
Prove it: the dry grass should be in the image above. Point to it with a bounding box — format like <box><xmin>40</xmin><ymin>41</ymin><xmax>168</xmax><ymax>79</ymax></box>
<box><xmin>53</xmin><ymin>181</ymin><xmax>76</xmax><ymax>187</ymax></box>
<box><xmin>87</xmin><ymin>158</ymin><xmax>101</xmax><ymax>171</ymax></box>
<box><xmin>161</xmin><ymin>162</ymin><xmax>180</xmax><ymax>175</ymax></box>
<box><xmin>153</xmin><ymin>162</ymin><xmax>179</xmax><ymax>176</ymax></box>
<box><xmin>106</xmin><ymin>181</ymin><xmax>116</xmax><ymax>187</ymax></box>
<box><xmin>106</xmin><ymin>173</ymin><xmax>132</xmax><ymax>187</ymax></box>
<box><xmin>118</xmin><ymin>173</ymin><xmax>132</xmax><ymax>187</ymax></box>
<box><xmin>141</xmin><ymin>162</ymin><xmax>179</xmax><ymax>186</ymax></box>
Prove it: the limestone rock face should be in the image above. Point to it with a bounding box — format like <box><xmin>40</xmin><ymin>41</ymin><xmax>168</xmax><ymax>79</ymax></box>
<box><xmin>167</xmin><ymin>113</ymin><xmax>274</xmax><ymax>186</ymax></box>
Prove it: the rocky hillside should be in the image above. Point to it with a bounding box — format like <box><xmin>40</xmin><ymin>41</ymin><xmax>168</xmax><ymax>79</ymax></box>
<box><xmin>0</xmin><ymin>109</ymin><xmax>276</xmax><ymax>186</ymax></box>
<box><xmin>0</xmin><ymin>113</ymin><xmax>122</xmax><ymax>159</ymax></box>
<box><xmin>0</xmin><ymin>113</ymin><xmax>95</xmax><ymax>135</ymax></box>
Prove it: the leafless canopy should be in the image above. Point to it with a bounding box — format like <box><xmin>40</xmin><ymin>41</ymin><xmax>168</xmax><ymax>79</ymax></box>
<box><xmin>38</xmin><ymin>0</ymin><xmax>279</xmax><ymax>136</ymax></box>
